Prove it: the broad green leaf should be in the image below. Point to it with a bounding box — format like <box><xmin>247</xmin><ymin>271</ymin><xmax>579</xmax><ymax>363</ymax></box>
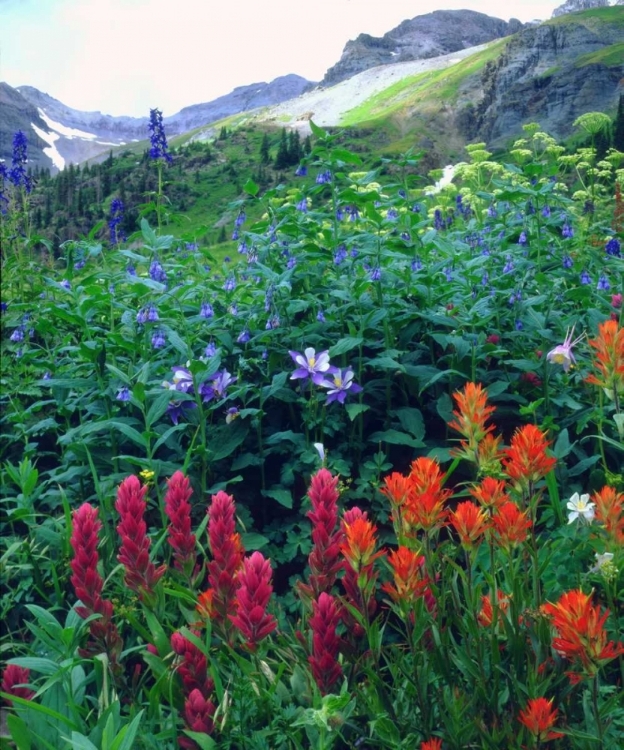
<box><xmin>345</xmin><ymin>403</ymin><xmax>369</xmax><ymax>421</ymax></box>
<box><xmin>263</xmin><ymin>488</ymin><xmax>293</xmax><ymax>509</ymax></box>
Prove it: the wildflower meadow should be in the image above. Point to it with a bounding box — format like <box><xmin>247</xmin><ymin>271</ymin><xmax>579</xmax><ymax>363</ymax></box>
<box><xmin>1</xmin><ymin>113</ymin><xmax>623</xmax><ymax>749</ymax></box>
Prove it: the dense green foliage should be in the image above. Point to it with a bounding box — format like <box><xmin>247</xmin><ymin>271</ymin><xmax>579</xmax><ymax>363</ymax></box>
<box><xmin>0</xmin><ymin>119</ymin><xmax>623</xmax><ymax>749</ymax></box>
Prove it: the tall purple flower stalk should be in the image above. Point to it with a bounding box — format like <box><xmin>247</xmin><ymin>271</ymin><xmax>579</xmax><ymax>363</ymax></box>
<box><xmin>109</xmin><ymin>198</ymin><xmax>125</xmax><ymax>244</ymax></box>
<box><xmin>8</xmin><ymin>131</ymin><xmax>33</xmax><ymax>193</ymax></box>
<box><xmin>148</xmin><ymin>108</ymin><xmax>172</xmax><ymax>162</ymax></box>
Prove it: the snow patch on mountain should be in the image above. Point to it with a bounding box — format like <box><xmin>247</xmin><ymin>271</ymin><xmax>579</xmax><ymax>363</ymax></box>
<box><xmin>30</xmin><ymin>123</ymin><xmax>65</xmax><ymax>169</ymax></box>
<box><xmin>38</xmin><ymin>109</ymin><xmax>99</xmax><ymax>140</ymax></box>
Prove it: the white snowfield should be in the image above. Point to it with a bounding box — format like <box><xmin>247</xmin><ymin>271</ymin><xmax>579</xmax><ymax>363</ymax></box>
<box><xmin>30</xmin><ymin>122</ymin><xmax>65</xmax><ymax>170</ymax></box>
<box><xmin>37</xmin><ymin>109</ymin><xmax>99</xmax><ymax>140</ymax></box>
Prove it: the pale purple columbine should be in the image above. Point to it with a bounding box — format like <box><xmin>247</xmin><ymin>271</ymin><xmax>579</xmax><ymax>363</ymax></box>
<box><xmin>212</xmin><ymin>369</ymin><xmax>236</xmax><ymax>399</ymax></box>
<box><xmin>546</xmin><ymin>325</ymin><xmax>584</xmax><ymax>373</ymax></box>
<box><xmin>166</xmin><ymin>401</ymin><xmax>196</xmax><ymax>425</ymax></box>
<box><xmin>200</xmin><ymin>302</ymin><xmax>214</xmax><ymax>319</ymax></box>
<box><xmin>163</xmin><ymin>366</ymin><xmax>194</xmax><ymax>394</ymax></box>
<box><xmin>225</xmin><ymin>406</ymin><xmax>240</xmax><ymax>424</ymax></box>
<box><xmin>116</xmin><ymin>386</ymin><xmax>131</xmax><ymax>402</ymax></box>
<box><xmin>289</xmin><ymin>347</ymin><xmax>334</xmax><ymax>385</ymax></box>
<box><xmin>318</xmin><ymin>367</ymin><xmax>363</xmax><ymax>405</ymax></box>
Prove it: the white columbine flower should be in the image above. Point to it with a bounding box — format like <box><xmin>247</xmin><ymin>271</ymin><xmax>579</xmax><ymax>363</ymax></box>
<box><xmin>591</xmin><ymin>552</ymin><xmax>614</xmax><ymax>572</ymax></box>
<box><xmin>566</xmin><ymin>492</ymin><xmax>595</xmax><ymax>524</ymax></box>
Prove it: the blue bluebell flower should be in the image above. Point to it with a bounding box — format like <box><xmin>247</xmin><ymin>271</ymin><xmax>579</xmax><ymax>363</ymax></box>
<box><xmin>605</xmin><ymin>238</ymin><xmax>621</xmax><ymax>257</ymax></box>
<box><xmin>60</xmin><ymin>280</ymin><xmax>71</xmax><ymax>290</ymax></box>
<box><xmin>135</xmin><ymin>306</ymin><xmax>146</xmax><ymax>324</ymax></box>
<box><xmin>146</xmin><ymin>305</ymin><xmax>159</xmax><ymax>322</ymax></box>
<box><xmin>200</xmin><ymin>302</ymin><xmax>214</xmax><ymax>318</ymax></box>
<box><xmin>116</xmin><ymin>386</ymin><xmax>131</xmax><ymax>401</ymax></box>
<box><xmin>316</xmin><ymin>170</ymin><xmax>332</xmax><ymax>184</ymax></box>
<box><xmin>151</xmin><ymin>330</ymin><xmax>166</xmax><ymax>349</ymax></box>
<box><xmin>295</xmin><ymin>165</ymin><xmax>307</xmax><ymax>177</ymax></box>
<box><xmin>149</xmin><ymin>260</ymin><xmax>167</xmax><ymax>283</ymax></box>
<box><xmin>561</xmin><ymin>223</ymin><xmax>574</xmax><ymax>239</ymax></box>
<box><xmin>597</xmin><ymin>275</ymin><xmax>610</xmax><ymax>291</ymax></box>
<box><xmin>518</xmin><ymin>231</ymin><xmax>528</xmax><ymax>246</ymax></box>
<box><xmin>317</xmin><ymin>310</ymin><xmax>326</xmax><ymax>322</ymax></box>
<box><xmin>562</xmin><ymin>255</ymin><xmax>573</xmax><ymax>269</ymax></box>
<box><xmin>334</xmin><ymin>245</ymin><xmax>347</xmax><ymax>265</ymax></box>
<box><xmin>541</xmin><ymin>205</ymin><xmax>551</xmax><ymax>218</ymax></box>
<box><xmin>204</xmin><ymin>341</ymin><xmax>217</xmax><ymax>358</ymax></box>
<box><xmin>296</xmin><ymin>198</ymin><xmax>308</xmax><ymax>213</ymax></box>
<box><xmin>127</xmin><ymin>264</ymin><xmax>137</xmax><ymax>276</ymax></box>
<box><xmin>503</xmin><ymin>256</ymin><xmax>514</xmax><ymax>274</ymax></box>
<box><xmin>237</xmin><ymin>329</ymin><xmax>250</xmax><ymax>344</ymax></box>
<box><xmin>370</xmin><ymin>267</ymin><xmax>381</xmax><ymax>282</ymax></box>
<box><xmin>580</xmin><ymin>270</ymin><xmax>592</xmax><ymax>285</ymax></box>
<box><xmin>10</xmin><ymin>328</ymin><xmax>24</xmax><ymax>343</ymax></box>
<box><xmin>223</xmin><ymin>276</ymin><xmax>236</xmax><ymax>292</ymax></box>
<box><xmin>411</xmin><ymin>257</ymin><xmax>423</xmax><ymax>272</ymax></box>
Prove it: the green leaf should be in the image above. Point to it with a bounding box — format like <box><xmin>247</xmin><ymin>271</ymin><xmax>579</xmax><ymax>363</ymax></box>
<box><xmin>393</xmin><ymin>407</ymin><xmax>425</xmax><ymax>440</ymax></box>
<box><xmin>241</xmin><ymin>532</ymin><xmax>269</xmax><ymax>550</ymax></box>
<box><xmin>7</xmin><ymin>713</ymin><xmax>32</xmax><ymax>750</ymax></box>
<box><xmin>328</xmin><ymin>336</ymin><xmax>363</xmax><ymax>357</ymax></box>
<box><xmin>68</xmin><ymin>733</ymin><xmax>99</xmax><ymax>750</ymax></box>
<box><xmin>108</xmin><ymin>421</ymin><xmax>148</xmax><ymax>450</ymax></box>
<box><xmin>263</xmin><ymin>488</ymin><xmax>293</xmax><ymax>509</ymax></box>
<box><xmin>369</xmin><ymin>429</ymin><xmax>424</xmax><ymax>448</ymax></box>
<box><xmin>345</xmin><ymin>403</ymin><xmax>369</xmax><ymax>421</ymax></box>
<box><xmin>207</xmin><ymin>421</ymin><xmax>248</xmax><ymax>462</ymax></box>
<box><xmin>182</xmin><ymin>731</ymin><xmax>216</xmax><ymax>750</ymax></box>
<box><xmin>243</xmin><ymin>178</ymin><xmax>259</xmax><ymax>196</ymax></box>
<box><xmin>109</xmin><ymin>710</ymin><xmax>144</xmax><ymax>750</ymax></box>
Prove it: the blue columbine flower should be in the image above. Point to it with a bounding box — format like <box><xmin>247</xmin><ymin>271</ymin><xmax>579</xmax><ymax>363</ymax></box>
<box><xmin>289</xmin><ymin>347</ymin><xmax>334</xmax><ymax>384</ymax></box>
<box><xmin>318</xmin><ymin>367</ymin><xmax>363</xmax><ymax>405</ymax></box>
<box><xmin>605</xmin><ymin>237</ymin><xmax>621</xmax><ymax>257</ymax></box>
<box><xmin>148</xmin><ymin>108</ymin><xmax>172</xmax><ymax>162</ymax></box>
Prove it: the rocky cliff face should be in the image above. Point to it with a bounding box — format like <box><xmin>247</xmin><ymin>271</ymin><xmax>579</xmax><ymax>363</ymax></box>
<box><xmin>552</xmin><ymin>0</ymin><xmax>609</xmax><ymax>18</ymax></box>
<box><xmin>321</xmin><ymin>10</ymin><xmax>524</xmax><ymax>86</ymax></box>
<box><xmin>0</xmin><ymin>84</ymin><xmax>51</xmax><ymax>171</ymax></box>
<box><xmin>472</xmin><ymin>9</ymin><xmax>624</xmax><ymax>145</ymax></box>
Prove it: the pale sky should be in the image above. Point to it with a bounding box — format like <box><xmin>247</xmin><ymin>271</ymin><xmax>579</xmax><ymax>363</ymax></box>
<box><xmin>1</xmin><ymin>0</ymin><xmax>570</xmax><ymax>117</ymax></box>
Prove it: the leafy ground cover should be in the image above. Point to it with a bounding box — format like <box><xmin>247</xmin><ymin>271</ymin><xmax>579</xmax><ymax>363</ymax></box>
<box><xmin>0</xmin><ymin>116</ymin><xmax>623</xmax><ymax>749</ymax></box>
